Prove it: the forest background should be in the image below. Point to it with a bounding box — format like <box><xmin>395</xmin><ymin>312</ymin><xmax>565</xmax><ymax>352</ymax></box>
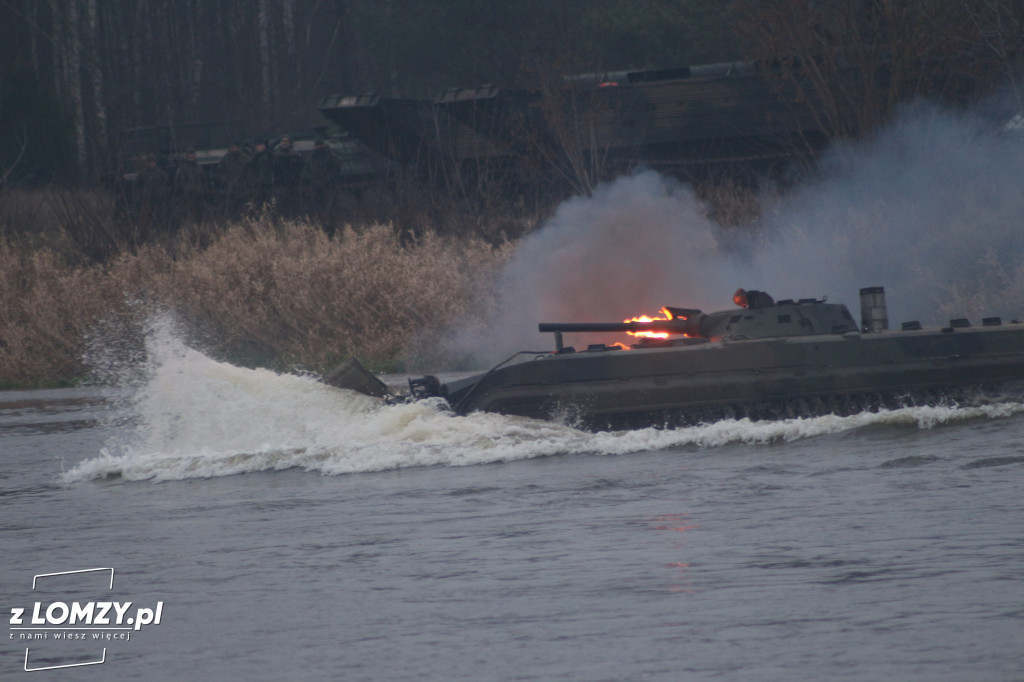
<box><xmin>0</xmin><ymin>0</ymin><xmax>1022</xmax><ymax>387</ymax></box>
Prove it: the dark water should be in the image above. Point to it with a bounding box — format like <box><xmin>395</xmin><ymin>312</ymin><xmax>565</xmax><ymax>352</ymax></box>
<box><xmin>3</xmin><ymin>339</ymin><xmax>1024</xmax><ymax>680</ymax></box>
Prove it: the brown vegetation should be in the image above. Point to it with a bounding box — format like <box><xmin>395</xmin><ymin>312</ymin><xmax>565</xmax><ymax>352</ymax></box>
<box><xmin>130</xmin><ymin>216</ymin><xmax>513</xmax><ymax>372</ymax></box>
<box><xmin>0</xmin><ymin>238</ymin><xmax>126</xmax><ymax>387</ymax></box>
<box><xmin>0</xmin><ymin>194</ymin><xmax>513</xmax><ymax>388</ymax></box>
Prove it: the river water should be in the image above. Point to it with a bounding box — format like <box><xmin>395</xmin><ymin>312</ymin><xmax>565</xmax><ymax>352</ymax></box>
<box><xmin>3</xmin><ymin>330</ymin><xmax>1023</xmax><ymax>680</ymax></box>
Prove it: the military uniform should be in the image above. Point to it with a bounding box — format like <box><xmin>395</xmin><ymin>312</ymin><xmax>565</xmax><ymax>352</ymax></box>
<box><xmin>273</xmin><ymin>135</ymin><xmax>303</xmax><ymax>215</ymax></box>
<box><xmin>174</xmin><ymin>149</ymin><xmax>206</xmax><ymax>221</ymax></box>
<box><xmin>303</xmin><ymin>139</ymin><xmax>342</xmax><ymax>217</ymax></box>
<box><xmin>216</xmin><ymin>143</ymin><xmax>250</xmax><ymax>215</ymax></box>
<box><xmin>247</xmin><ymin>141</ymin><xmax>274</xmax><ymax>209</ymax></box>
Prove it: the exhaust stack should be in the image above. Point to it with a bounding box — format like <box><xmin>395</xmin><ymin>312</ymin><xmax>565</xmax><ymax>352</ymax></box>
<box><xmin>859</xmin><ymin>286</ymin><xmax>888</xmax><ymax>332</ymax></box>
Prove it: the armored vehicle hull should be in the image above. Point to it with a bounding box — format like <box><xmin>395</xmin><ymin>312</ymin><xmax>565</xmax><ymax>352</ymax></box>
<box><xmin>407</xmin><ymin>287</ymin><xmax>1024</xmax><ymax>429</ymax></box>
<box><xmin>438</xmin><ymin>326</ymin><xmax>1024</xmax><ymax>429</ymax></box>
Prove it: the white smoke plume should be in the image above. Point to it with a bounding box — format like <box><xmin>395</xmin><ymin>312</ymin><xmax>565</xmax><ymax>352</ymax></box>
<box><xmin>448</xmin><ymin>101</ymin><xmax>1024</xmax><ymax>366</ymax></box>
<box><xmin>752</xmin><ymin>102</ymin><xmax>1024</xmax><ymax>323</ymax></box>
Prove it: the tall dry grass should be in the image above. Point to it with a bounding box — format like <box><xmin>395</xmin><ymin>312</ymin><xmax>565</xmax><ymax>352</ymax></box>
<box><xmin>127</xmin><ymin>216</ymin><xmax>512</xmax><ymax>372</ymax></box>
<box><xmin>0</xmin><ymin>240</ymin><xmax>131</xmax><ymax>386</ymax></box>
<box><xmin>0</xmin><ymin>186</ymin><xmax>138</xmax><ymax>263</ymax></box>
<box><xmin>0</xmin><ymin>211</ymin><xmax>511</xmax><ymax>388</ymax></box>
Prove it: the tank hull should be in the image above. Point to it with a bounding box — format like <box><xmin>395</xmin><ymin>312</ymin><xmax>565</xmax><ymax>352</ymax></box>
<box><xmin>443</xmin><ymin>325</ymin><xmax>1024</xmax><ymax>429</ymax></box>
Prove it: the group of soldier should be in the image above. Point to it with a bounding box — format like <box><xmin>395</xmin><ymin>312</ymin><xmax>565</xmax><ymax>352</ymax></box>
<box><xmin>128</xmin><ymin>134</ymin><xmax>346</xmax><ymax>224</ymax></box>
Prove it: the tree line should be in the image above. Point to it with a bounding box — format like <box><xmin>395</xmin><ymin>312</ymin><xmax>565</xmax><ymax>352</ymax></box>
<box><xmin>0</xmin><ymin>0</ymin><xmax>1020</xmax><ymax>188</ymax></box>
<box><xmin>0</xmin><ymin>0</ymin><xmax>738</xmax><ymax>183</ymax></box>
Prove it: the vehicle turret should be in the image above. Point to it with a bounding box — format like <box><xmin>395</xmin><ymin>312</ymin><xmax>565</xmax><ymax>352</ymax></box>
<box><xmin>537</xmin><ymin>289</ymin><xmax>859</xmax><ymax>352</ymax></box>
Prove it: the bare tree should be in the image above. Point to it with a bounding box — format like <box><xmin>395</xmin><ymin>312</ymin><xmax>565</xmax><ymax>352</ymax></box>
<box><xmin>960</xmin><ymin>0</ymin><xmax>1024</xmax><ymax>112</ymax></box>
<box><xmin>0</xmin><ymin>126</ymin><xmax>30</xmax><ymax>188</ymax></box>
<box><xmin>85</xmin><ymin>0</ymin><xmax>107</xmax><ymax>173</ymax></box>
<box><xmin>730</xmin><ymin>0</ymin><xmax>1018</xmax><ymax>138</ymax></box>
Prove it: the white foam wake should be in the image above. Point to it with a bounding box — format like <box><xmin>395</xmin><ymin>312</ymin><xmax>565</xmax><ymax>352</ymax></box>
<box><xmin>64</xmin><ymin>325</ymin><xmax>1024</xmax><ymax>482</ymax></box>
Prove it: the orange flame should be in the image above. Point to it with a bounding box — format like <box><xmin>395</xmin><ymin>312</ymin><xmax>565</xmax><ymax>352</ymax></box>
<box><xmin>624</xmin><ymin>307</ymin><xmax>674</xmax><ymax>339</ymax></box>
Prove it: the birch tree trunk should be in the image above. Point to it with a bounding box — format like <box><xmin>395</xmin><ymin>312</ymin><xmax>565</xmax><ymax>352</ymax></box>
<box><xmin>189</xmin><ymin>0</ymin><xmax>204</xmax><ymax>114</ymax></box>
<box><xmin>132</xmin><ymin>0</ymin><xmax>147</xmax><ymax>120</ymax></box>
<box><xmin>62</xmin><ymin>0</ymin><xmax>87</xmax><ymax>169</ymax></box>
<box><xmin>27</xmin><ymin>0</ymin><xmax>40</xmax><ymax>75</ymax></box>
<box><xmin>284</xmin><ymin>0</ymin><xmax>300</xmax><ymax>107</ymax></box>
<box><xmin>259</xmin><ymin>0</ymin><xmax>273</xmax><ymax>119</ymax></box>
<box><xmin>87</xmin><ymin>0</ymin><xmax>108</xmax><ymax>172</ymax></box>
<box><xmin>49</xmin><ymin>0</ymin><xmax>66</xmax><ymax>102</ymax></box>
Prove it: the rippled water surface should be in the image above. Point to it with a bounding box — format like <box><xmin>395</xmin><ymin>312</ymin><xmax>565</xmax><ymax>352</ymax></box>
<box><xmin>3</xmin><ymin>336</ymin><xmax>1023</xmax><ymax>680</ymax></box>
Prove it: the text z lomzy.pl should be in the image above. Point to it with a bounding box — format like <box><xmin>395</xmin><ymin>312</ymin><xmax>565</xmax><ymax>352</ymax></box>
<box><xmin>10</xmin><ymin>602</ymin><xmax>163</xmax><ymax>631</ymax></box>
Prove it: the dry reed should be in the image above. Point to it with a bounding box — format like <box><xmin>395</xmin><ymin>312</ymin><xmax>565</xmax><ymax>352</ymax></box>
<box><xmin>0</xmin><ymin>211</ymin><xmax>511</xmax><ymax>387</ymax></box>
<box><xmin>0</xmin><ymin>240</ymin><xmax>130</xmax><ymax>386</ymax></box>
<box><xmin>133</xmin><ymin>215</ymin><xmax>512</xmax><ymax>372</ymax></box>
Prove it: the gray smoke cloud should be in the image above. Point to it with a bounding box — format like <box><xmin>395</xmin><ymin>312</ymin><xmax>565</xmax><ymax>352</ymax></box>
<box><xmin>752</xmin><ymin>103</ymin><xmax>1024</xmax><ymax>324</ymax></box>
<box><xmin>447</xmin><ymin>101</ymin><xmax>1024</xmax><ymax>367</ymax></box>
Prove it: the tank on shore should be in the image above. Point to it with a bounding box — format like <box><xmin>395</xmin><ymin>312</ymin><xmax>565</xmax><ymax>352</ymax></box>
<box><xmin>333</xmin><ymin>287</ymin><xmax>1024</xmax><ymax>430</ymax></box>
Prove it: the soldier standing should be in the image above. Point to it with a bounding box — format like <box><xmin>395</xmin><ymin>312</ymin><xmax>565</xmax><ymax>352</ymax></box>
<box><xmin>216</xmin><ymin>141</ymin><xmax>250</xmax><ymax>217</ymax></box>
<box><xmin>273</xmin><ymin>134</ymin><xmax>303</xmax><ymax>216</ymax></box>
<box><xmin>174</xmin><ymin>148</ymin><xmax>206</xmax><ymax>222</ymax></box>
<box><xmin>135</xmin><ymin>153</ymin><xmax>169</xmax><ymax>227</ymax></box>
<box><xmin>247</xmin><ymin>139</ymin><xmax>274</xmax><ymax>210</ymax></box>
<box><xmin>303</xmin><ymin>137</ymin><xmax>342</xmax><ymax>219</ymax></box>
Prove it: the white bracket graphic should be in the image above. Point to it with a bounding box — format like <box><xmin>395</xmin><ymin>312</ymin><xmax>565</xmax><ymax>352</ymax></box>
<box><xmin>24</xmin><ymin>648</ymin><xmax>106</xmax><ymax>672</ymax></box>
<box><xmin>32</xmin><ymin>567</ymin><xmax>114</xmax><ymax>590</ymax></box>
<box><xmin>20</xmin><ymin>568</ymin><xmax>116</xmax><ymax>671</ymax></box>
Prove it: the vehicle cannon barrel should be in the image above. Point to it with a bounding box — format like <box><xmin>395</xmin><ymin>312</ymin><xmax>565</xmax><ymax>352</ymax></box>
<box><xmin>538</xmin><ymin>319</ymin><xmax>702</xmax><ymax>335</ymax></box>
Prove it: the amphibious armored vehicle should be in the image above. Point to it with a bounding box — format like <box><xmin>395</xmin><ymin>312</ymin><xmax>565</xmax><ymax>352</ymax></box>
<box><xmin>332</xmin><ymin>287</ymin><xmax>1024</xmax><ymax>430</ymax></box>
